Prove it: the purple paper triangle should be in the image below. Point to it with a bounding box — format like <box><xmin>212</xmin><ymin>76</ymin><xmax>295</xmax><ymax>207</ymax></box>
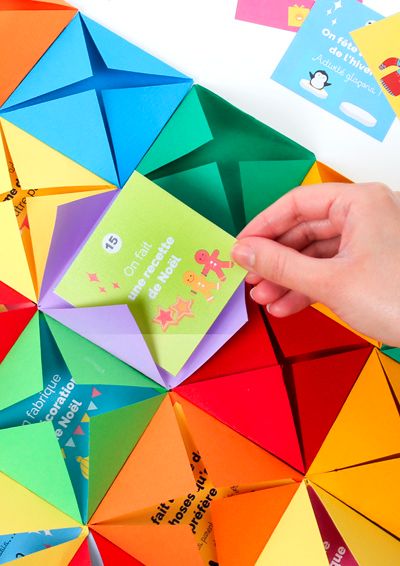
<box><xmin>39</xmin><ymin>190</ymin><xmax>117</xmax><ymax>308</ymax></box>
<box><xmin>43</xmin><ymin>304</ymin><xmax>164</xmax><ymax>386</ymax></box>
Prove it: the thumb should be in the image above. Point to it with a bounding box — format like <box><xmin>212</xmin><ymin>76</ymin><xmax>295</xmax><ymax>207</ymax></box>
<box><xmin>232</xmin><ymin>236</ymin><xmax>336</xmax><ymax>300</ymax></box>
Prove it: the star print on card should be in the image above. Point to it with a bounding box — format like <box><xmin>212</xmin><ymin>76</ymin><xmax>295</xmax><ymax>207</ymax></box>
<box><xmin>0</xmin><ymin>14</ymin><xmax>192</xmax><ymax>187</ymax></box>
<box><xmin>272</xmin><ymin>0</ymin><xmax>395</xmax><ymax>141</ymax></box>
<box><xmin>153</xmin><ymin>298</ymin><xmax>194</xmax><ymax>332</ymax></box>
<box><xmin>54</xmin><ymin>173</ymin><xmax>246</xmax><ymax>376</ymax></box>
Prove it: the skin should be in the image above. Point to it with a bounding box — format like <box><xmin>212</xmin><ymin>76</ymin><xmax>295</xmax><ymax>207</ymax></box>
<box><xmin>231</xmin><ymin>182</ymin><xmax>400</xmax><ymax>347</ymax></box>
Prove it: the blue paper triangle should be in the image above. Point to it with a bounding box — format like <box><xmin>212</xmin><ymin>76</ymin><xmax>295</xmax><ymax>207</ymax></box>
<box><xmin>4</xmin><ymin>90</ymin><xmax>118</xmax><ymax>185</ymax></box>
<box><xmin>2</xmin><ymin>15</ymin><xmax>92</xmax><ymax>110</ymax></box>
<box><xmin>81</xmin><ymin>14</ymin><xmax>191</xmax><ymax>80</ymax></box>
<box><xmin>102</xmin><ymin>82</ymin><xmax>192</xmax><ymax>186</ymax></box>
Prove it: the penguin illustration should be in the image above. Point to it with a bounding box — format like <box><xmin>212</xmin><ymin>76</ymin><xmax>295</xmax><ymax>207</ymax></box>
<box><xmin>309</xmin><ymin>70</ymin><xmax>332</xmax><ymax>91</ymax></box>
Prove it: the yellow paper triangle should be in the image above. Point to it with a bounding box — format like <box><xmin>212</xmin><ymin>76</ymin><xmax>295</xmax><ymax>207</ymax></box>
<box><xmin>1</xmin><ymin>118</ymin><xmax>113</xmax><ymax>191</ymax></box>
<box><xmin>310</xmin><ymin>483</ymin><xmax>400</xmax><ymax>565</ymax></box>
<box><xmin>256</xmin><ymin>482</ymin><xmax>329</xmax><ymax>565</ymax></box>
<box><xmin>81</xmin><ymin>413</ymin><xmax>90</xmax><ymax>423</ymax></box>
<box><xmin>301</xmin><ymin>162</ymin><xmax>323</xmax><ymax>185</ymax></box>
<box><xmin>378</xmin><ymin>351</ymin><xmax>400</xmax><ymax>404</ymax></box>
<box><xmin>308</xmin><ymin>349</ymin><xmax>400</xmax><ymax>474</ymax></box>
<box><xmin>0</xmin><ymin>201</ymin><xmax>36</xmax><ymax>302</ymax></box>
<box><xmin>10</xmin><ymin>528</ymin><xmax>88</xmax><ymax>565</ymax></box>
<box><xmin>302</xmin><ymin>162</ymin><xmax>350</xmax><ymax>185</ymax></box>
<box><xmin>310</xmin><ymin>458</ymin><xmax>400</xmax><ymax>539</ymax></box>
<box><xmin>312</xmin><ymin>303</ymin><xmax>380</xmax><ymax>347</ymax></box>
<box><xmin>0</xmin><ymin>471</ymin><xmax>81</xmax><ymax>535</ymax></box>
<box><xmin>27</xmin><ymin>190</ymin><xmax>113</xmax><ymax>293</ymax></box>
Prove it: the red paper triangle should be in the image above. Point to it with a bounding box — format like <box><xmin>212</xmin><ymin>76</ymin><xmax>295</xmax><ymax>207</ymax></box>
<box><xmin>74</xmin><ymin>425</ymin><xmax>85</xmax><ymax>436</ymax></box>
<box><xmin>266</xmin><ymin>306</ymin><xmax>368</xmax><ymax>361</ymax></box>
<box><xmin>91</xmin><ymin>530</ymin><xmax>144</xmax><ymax>565</ymax></box>
<box><xmin>288</xmin><ymin>347</ymin><xmax>373</xmax><ymax>470</ymax></box>
<box><xmin>0</xmin><ymin>306</ymin><xmax>37</xmax><ymax>362</ymax></box>
<box><xmin>0</xmin><ymin>281</ymin><xmax>34</xmax><ymax>308</ymax></box>
<box><xmin>184</xmin><ymin>290</ymin><xmax>277</xmax><ymax>384</ymax></box>
<box><xmin>92</xmin><ymin>387</ymin><xmax>102</xmax><ymax>398</ymax></box>
<box><xmin>69</xmin><ymin>537</ymin><xmax>91</xmax><ymax>566</ymax></box>
<box><xmin>176</xmin><ymin>366</ymin><xmax>304</xmax><ymax>471</ymax></box>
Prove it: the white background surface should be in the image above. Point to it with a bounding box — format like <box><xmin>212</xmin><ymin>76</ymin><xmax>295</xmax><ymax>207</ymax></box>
<box><xmin>69</xmin><ymin>0</ymin><xmax>400</xmax><ymax>188</ymax></box>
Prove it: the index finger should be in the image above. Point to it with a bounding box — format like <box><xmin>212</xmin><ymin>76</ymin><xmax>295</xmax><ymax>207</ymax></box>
<box><xmin>238</xmin><ymin>183</ymin><xmax>350</xmax><ymax>240</ymax></box>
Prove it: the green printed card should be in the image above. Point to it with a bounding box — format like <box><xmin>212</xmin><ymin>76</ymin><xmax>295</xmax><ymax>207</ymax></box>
<box><xmin>55</xmin><ymin>173</ymin><xmax>246</xmax><ymax>375</ymax></box>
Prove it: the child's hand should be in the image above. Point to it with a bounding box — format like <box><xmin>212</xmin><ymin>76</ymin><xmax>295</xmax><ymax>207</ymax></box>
<box><xmin>231</xmin><ymin>183</ymin><xmax>400</xmax><ymax>346</ymax></box>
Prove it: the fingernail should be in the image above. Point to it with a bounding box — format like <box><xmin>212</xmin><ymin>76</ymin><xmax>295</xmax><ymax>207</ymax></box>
<box><xmin>266</xmin><ymin>303</ymin><xmax>271</xmax><ymax>313</ymax></box>
<box><xmin>232</xmin><ymin>244</ymin><xmax>256</xmax><ymax>269</ymax></box>
<box><xmin>249</xmin><ymin>288</ymin><xmax>256</xmax><ymax>301</ymax></box>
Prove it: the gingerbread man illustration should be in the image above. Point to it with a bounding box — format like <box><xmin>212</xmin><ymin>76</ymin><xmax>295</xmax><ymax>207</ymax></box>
<box><xmin>194</xmin><ymin>249</ymin><xmax>234</xmax><ymax>281</ymax></box>
<box><xmin>183</xmin><ymin>271</ymin><xmax>220</xmax><ymax>302</ymax></box>
<box><xmin>379</xmin><ymin>57</ymin><xmax>400</xmax><ymax>97</ymax></box>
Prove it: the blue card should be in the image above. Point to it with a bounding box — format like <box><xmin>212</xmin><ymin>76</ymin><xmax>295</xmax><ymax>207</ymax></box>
<box><xmin>272</xmin><ymin>0</ymin><xmax>396</xmax><ymax>140</ymax></box>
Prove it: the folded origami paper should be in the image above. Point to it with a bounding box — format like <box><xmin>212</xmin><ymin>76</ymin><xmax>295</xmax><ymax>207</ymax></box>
<box><xmin>0</xmin><ymin>0</ymin><xmax>77</xmax><ymax>107</ymax></box>
<box><xmin>1</xmin><ymin>6</ymin><xmax>400</xmax><ymax>560</ymax></box>
<box><xmin>138</xmin><ymin>85</ymin><xmax>316</xmax><ymax>234</ymax></box>
<box><xmin>351</xmin><ymin>13</ymin><xmax>400</xmax><ymax>119</ymax></box>
<box><xmin>0</xmin><ymin>13</ymin><xmax>193</xmax><ymax>187</ymax></box>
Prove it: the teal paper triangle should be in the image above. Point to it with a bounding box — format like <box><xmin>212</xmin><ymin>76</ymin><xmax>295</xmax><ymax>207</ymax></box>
<box><xmin>241</xmin><ymin>159</ymin><xmax>315</xmax><ymax>223</ymax></box>
<box><xmin>156</xmin><ymin>162</ymin><xmax>235</xmax><ymax>235</ymax></box>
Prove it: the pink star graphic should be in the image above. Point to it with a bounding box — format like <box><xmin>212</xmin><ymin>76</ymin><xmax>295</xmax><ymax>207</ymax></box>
<box><xmin>99</xmin><ymin>287</ymin><xmax>106</xmax><ymax>293</ymax></box>
<box><xmin>112</xmin><ymin>282</ymin><xmax>120</xmax><ymax>289</ymax></box>
<box><xmin>88</xmin><ymin>273</ymin><xmax>99</xmax><ymax>282</ymax></box>
<box><xmin>153</xmin><ymin>307</ymin><xmax>176</xmax><ymax>332</ymax></box>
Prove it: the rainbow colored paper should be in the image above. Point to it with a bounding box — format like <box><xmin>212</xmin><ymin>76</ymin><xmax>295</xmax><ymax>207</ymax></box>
<box><xmin>0</xmin><ymin>2</ymin><xmax>399</xmax><ymax>565</ymax></box>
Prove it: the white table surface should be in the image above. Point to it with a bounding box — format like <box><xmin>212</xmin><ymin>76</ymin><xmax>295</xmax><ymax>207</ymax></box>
<box><xmin>69</xmin><ymin>0</ymin><xmax>400</xmax><ymax>189</ymax></box>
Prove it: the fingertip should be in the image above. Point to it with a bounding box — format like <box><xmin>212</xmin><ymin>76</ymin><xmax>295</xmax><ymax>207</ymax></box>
<box><xmin>231</xmin><ymin>243</ymin><xmax>256</xmax><ymax>270</ymax></box>
<box><xmin>245</xmin><ymin>272</ymin><xmax>262</xmax><ymax>285</ymax></box>
<box><xmin>268</xmin><ymin>292</ymin><xmax>312</xmax><ymax>318</ymax></box>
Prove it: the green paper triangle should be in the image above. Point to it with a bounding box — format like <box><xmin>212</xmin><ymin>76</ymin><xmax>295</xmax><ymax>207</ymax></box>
<box><xmin>137</xmin><ymin>86</ymin><xmax>213</xmax><ymax>175</ymax></box>
<box><xmin>0</xmin><ymin>313</ymin><xmax>43</xmax><ymax>410</ymax></box>
<box><xmin>241</xmin><ymin>159</ymin><xmax>315</xmax><ymax>223</ymax></box>
<box><xmin>88</xmin><ymin>394</ymin><xmax>166</xmax><ymax>518</ymax></box>
<box><xmin>156</xmin><ymin>162</ymin><xmax>235</xmax><ymax>235</ymax></box>
<box><xmin>45</xmin><ymin>315</ymin><xmax>164</xmax><ymax>392</ymax></box>
<box><xmin>382</xmin><ymin>346</ymin><xmax>400</xmax><ymax>363</ymax></box>
<box><xmin>141</xmin><ymin>85</ymin><xmax>315</xmax><ymax>232</ymax></box>
<box><xmin>0</xmin><ymin>421</ymin><xmax>81</xmax><ymax>523</ymax></box>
